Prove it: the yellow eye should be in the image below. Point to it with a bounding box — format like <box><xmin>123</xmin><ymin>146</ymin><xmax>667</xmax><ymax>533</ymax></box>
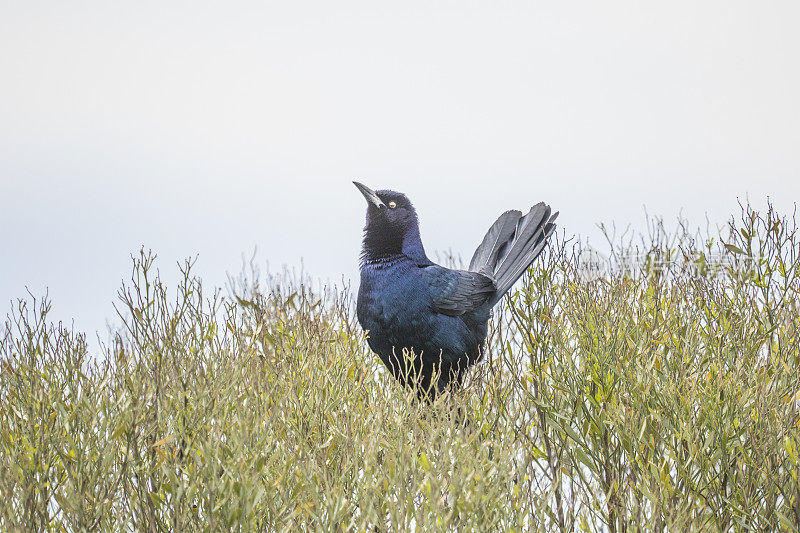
<box><xmin>388</xmin><ymin>201</ymin><xmax>397</xmax><ymax>209</ymax></box>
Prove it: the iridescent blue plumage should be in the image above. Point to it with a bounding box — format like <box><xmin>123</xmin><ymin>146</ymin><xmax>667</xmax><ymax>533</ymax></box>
<box><xmin>354</xmin><ymin>182</ymin><xmax>557</xmax><ymax>399</ymax></box>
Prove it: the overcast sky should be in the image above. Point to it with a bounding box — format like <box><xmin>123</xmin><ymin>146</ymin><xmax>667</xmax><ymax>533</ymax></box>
<box><xmin>2</xmin><ymin>1</ymin><xmax>799</xmax><ymax>345</ymax></box>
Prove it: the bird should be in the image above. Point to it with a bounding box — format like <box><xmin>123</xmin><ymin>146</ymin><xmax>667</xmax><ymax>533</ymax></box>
<box><xmin>354</xmin><ymin>181</ymin><xmax>557</xmax><ymax>400</ymax></box>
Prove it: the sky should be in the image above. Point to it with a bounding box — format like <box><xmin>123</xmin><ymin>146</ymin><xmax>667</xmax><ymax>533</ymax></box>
<box><xmin>1</xmin><ymin>1</ymin><xmax>799</xmax><ymax>346</ymax></box>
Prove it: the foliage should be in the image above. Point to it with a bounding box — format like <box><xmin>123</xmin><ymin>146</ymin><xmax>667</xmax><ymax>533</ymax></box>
<box><xmin>1</xmin><ymin>202</ymin><xmax>799</xmax><ymax>531</ymax></box>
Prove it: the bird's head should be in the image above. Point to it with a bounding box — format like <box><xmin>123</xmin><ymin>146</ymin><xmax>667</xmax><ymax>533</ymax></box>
<box><xmin>354</xmin><ymin>181</ymin><xmax>425</xmax><ymax>263</ymax></box>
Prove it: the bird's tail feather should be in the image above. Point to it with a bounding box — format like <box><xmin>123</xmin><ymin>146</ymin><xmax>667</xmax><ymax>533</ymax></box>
<box><xmin>470</xmin><ymin>202</ymin><xmax>558</xmax><ymax>307</ymax></box>
<box><xmin>468</xmin><ymin>209</ymin><xmax>522</xmax><ymax>275</ymax></box>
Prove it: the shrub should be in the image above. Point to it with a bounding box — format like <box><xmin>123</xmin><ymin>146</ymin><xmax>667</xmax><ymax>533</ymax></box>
<box><xmin>1</xmin><ymin>202</ymin><xmax>798</xmax><ymax>531</ymax></box>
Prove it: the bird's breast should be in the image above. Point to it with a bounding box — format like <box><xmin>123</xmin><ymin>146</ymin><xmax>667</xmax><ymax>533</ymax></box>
<box><xmin>356</xmin><ymin>265</ymin><xmax>433</xmax><ymax>346</ymax></box>
<box><xmin>356</xmin><ymin>264</ymin><xmax>482</xmax><ymax>366</ymax></box>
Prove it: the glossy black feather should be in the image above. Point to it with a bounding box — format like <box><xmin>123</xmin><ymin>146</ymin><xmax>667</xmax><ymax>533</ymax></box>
<box><xmin>354</xmin><ymin>183</ymin><xmax>556</xmax><ymax>399</ymax></box>
<box><xmin>422</xmin><ymin>267</ymin><xmax>495</xmax><ymax>317</ymax></box>
<box><xmin>468</xmin><ymin>210</ymin><xmax>521</xmax><ymax>275</ymax></box>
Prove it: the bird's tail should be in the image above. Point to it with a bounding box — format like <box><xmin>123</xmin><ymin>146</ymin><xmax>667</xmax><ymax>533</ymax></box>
<box><xmin>468</xmin><ymin>202</ymin><xmax>558</xmax><ymax>307</ymax></box>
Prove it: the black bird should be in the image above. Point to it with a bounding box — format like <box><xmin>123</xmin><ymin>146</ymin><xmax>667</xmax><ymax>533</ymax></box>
<box><xmin>354</xmin><ymin>182</ymin><xmax>557</xmax><ymax>399</ymax></box>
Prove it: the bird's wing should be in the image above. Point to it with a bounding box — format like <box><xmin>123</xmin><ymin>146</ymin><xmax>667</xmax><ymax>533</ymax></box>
<box><xmin>421</xmin><ymin>266</ymin><xmax>496</xmax><ymax>317</ymax></box>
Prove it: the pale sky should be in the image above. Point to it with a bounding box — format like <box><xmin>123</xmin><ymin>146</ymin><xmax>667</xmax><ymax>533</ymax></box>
<box><xmin>1</xmin><ymin>1</ymin><xmax>799</xmax><ymax>345</ymax></box>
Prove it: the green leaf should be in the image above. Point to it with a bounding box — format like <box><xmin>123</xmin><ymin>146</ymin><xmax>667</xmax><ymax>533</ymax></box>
<box><xmin>724</xmin><ymin>243</ymin><xmax>747</xmax><ymax>255</ymax></box>
<box><xmin>573</xmin><ymin>447</ymin><xmax>597</xmax><ymax>474</ymax></box>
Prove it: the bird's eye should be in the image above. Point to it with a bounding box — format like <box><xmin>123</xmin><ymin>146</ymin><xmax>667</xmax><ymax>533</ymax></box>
<box><xmin>388</xmin><ymin>201</ymin><xmax>397</xmax><ymax>209</ymax></box>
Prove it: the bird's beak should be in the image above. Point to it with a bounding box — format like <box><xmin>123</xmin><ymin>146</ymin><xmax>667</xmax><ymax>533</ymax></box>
<box><xmin>353</xmin><ymin>181</ymin><xmax>386</xmax><ymax>209</ymax></box>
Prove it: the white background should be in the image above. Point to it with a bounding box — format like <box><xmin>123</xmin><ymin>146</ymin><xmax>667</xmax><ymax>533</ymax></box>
<box><xmin>2</xmin><ymin>1</ymin><xmax>798</xmax><ymax>346</ymax></box>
